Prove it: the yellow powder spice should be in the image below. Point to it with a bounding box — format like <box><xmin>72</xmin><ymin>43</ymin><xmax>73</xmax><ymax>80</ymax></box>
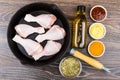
<box><xmin>89</xmin><ymin>41</ymin><xmax>104</xmax><ymax>56</ymax></box>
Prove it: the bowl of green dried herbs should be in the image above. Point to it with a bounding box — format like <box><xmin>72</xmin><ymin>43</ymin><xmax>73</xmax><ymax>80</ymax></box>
<box><xmin>59</xmin><ymin>56</ymin><xmax>82</xmax><ymax>78</ymax></box>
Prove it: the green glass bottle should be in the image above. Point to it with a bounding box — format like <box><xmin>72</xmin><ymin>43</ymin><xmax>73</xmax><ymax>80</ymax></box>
<box><xmin>72</xmin><ymin>5</ymin><xmax>87</xmax><ymax>48</ymax></box>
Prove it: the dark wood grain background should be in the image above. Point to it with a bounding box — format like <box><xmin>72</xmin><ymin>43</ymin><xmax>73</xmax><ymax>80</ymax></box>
<box><xmin>0</xmin><ymin>0</ymin><xmax>120</xmax><ymax>80</ymax></box>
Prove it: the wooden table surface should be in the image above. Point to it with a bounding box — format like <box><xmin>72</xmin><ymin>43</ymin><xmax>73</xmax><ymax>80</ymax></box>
<box><xmin>0</xmin><ymin>0</ymin><xmax>120</xmax><ymax>80</ymax></box>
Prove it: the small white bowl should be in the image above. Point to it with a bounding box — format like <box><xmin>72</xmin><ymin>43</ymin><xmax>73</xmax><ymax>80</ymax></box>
<box><xmin>89</xmin><ymin>23</ymin><xmax>106</xmax><ymax>39</ymax></box>
<box><xmin>88</xmin><ymin>40</ymin><xmax>105</xmax><ymax>58</ymax></box>
<box><xmin>90</xmin><ymin>5</ymin><xmax>107</xmax><ymax>22</ymax></box>
<box><xmin>59</xmin><ymin>56</ymin><xmax>82</xmax><ymax>78</ymax></box>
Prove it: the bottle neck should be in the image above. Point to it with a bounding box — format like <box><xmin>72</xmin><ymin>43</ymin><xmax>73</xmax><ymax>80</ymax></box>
<box><xmin>76</xmin><ymin>11</ymin><xmax>86</xmax><ymax>15</ymax></box>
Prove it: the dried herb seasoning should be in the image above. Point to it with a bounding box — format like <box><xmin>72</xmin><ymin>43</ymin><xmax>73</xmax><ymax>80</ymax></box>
<box><xmin>60</xmin><ymin>57</ymin><xmax>81</xmax><ymax>77</ymax></box>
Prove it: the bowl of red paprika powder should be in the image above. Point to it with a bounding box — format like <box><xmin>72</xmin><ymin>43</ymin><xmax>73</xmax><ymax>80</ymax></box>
<box><xmin>90</xmin><ymin>5</ymin><xmax>107</xmax><ymax>22</ymax></box>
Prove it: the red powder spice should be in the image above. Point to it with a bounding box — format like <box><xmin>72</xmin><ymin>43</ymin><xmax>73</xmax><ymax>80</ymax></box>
<box><xmin>91</xmin><ymin>7</ymin><xmax>106</xmax><ymax>21</ymax></box>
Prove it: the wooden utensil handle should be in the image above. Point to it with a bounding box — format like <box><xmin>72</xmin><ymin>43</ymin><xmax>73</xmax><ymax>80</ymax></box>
<box><xmin>70</xmin><ymin>48</ymin><xmax>104</xmax><ymax>69</ymax></box>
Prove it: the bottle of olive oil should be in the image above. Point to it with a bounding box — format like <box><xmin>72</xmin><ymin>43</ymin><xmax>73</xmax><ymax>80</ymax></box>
<box><xmin>72</xmin><ymin>5</ymin><xmax>87</xmax><ymax>48</ymax></box>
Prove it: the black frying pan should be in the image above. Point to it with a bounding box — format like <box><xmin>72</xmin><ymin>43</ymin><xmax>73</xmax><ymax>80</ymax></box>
<box><xmin>7</xmin><ymin>3</ymin><xmax>71</xmax><ymax>65</ymax></box>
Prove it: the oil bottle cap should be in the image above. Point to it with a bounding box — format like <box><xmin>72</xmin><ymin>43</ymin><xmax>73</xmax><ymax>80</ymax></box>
<box><xmin>77</xmin><ymin>5</ymin><xmax>86</xmax><ymax>12</ymax></box>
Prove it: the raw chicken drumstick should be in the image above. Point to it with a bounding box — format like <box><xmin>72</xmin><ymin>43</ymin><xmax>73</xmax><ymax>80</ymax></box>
<box><xmin>32</xmin><ymin>40</ymin><xmax>62</xmax><ymax>61</ymax></box>
<box><xmin>35</xmin><ymin>25</ymin><xmax>66</xmax><ymax>43</ymax></box>
<box><xmin>24</xmin><ymin>14</ymin><xmax>57</xmax><ymax>29</ymax></box>
<box><xmin>12</xmin><ymin>35</ymin><xmax>43</xmax><ymax>56</ymax></box>
<box><xmin>15</xmin><ymin>24</ymin><xmax>45</xmax><ymax>38</ymax></box>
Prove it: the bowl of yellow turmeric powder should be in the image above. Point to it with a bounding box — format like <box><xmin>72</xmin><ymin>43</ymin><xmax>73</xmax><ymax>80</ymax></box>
<box><xmin>88</xmin><ymin>40</ymin><xmax>105</xmax><ymax>57</ymax></box>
